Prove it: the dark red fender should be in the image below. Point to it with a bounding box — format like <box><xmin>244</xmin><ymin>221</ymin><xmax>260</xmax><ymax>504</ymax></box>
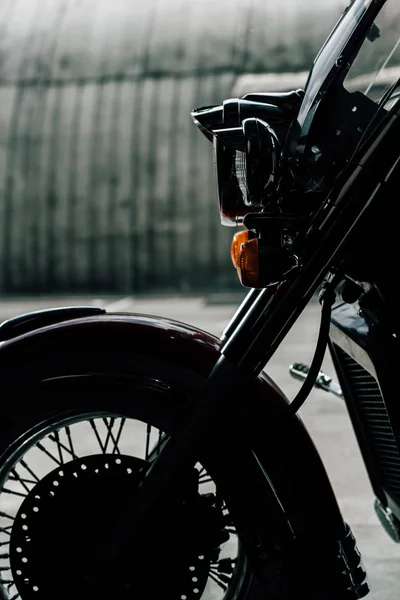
<box><xmin>0</xmin><ymin>312</ymin><xmax>346</xmax><ymax>546</ymax></box>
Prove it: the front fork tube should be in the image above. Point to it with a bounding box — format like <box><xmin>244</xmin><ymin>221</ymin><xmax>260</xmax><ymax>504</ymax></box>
<box><xmin>220</xmin><ymin>288</ymin><xmax>261</xmax><ymax>343</ymax></box>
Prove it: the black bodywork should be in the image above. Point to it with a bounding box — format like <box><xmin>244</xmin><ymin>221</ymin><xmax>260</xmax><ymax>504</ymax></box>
<box><xmin>330</xmin><ymin>302</ymin><xmax>400</xmax><ymax>533</ymax></box>
<box><xmin>327</xmin><ymin>132</ymin><xmax>400</xmax><ymax>536</ymax></box>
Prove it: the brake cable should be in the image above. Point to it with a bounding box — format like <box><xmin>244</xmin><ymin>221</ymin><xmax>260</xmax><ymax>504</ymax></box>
<box><xmin>288</xmin><ymin>280</ymin><xmax>338</xmax><ymax>416</ymax></box>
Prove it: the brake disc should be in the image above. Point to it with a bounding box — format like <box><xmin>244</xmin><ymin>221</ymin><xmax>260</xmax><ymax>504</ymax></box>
<box><xmin>10</xmin><ymin>454</ymin><xmax>224</xmax><ymax>600</ymax></box>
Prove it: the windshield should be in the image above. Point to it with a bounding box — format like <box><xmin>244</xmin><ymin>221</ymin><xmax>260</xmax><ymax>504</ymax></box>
<box><xmin>288</xmin><ymin>0</ymin><xmax>396</xmax><ymax>191</ymax></box>
<box><xmin>344</xmin><ymin>2</ymin><xmax>400</xmax><ymax>100</ymax></box>
<box><xmin>297</xmin><ymin>0</ymin><xmax>376</xmax><ymax>128</ymax></box>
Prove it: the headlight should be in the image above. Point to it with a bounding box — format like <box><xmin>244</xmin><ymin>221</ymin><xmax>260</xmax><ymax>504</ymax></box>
<box><xmin>213</xmin><ymin>118</ymin><xmax>282</xmax><ymax>225</ymax></box>
<box><xmin>213</xmin><ymin>134</ymin><xmax>257</xmax><ymax>227</ymax></box>
<box><xmin>191</xmin><ymin>91</ymin><xmax>301</xmax><ymax>226</ymax></box>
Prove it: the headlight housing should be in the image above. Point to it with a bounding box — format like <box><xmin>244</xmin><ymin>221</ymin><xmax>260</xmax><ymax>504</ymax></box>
<box><xmin>191</xmin><ymin>91</ymin><xmax>302</xmax><ymax>226</ymax></box>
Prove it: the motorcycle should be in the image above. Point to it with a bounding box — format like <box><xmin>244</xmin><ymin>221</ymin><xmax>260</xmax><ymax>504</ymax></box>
<box><xmin>0</xmin><ymin>0</ymin><xmax>399</xmax><ymax>598</ymax></box>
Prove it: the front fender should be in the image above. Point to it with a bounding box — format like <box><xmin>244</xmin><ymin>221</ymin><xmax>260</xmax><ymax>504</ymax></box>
<box><xmin>0</xmin><ymin>312</ymin><xmax>222</xmax><ymax>375</ymax></box>
<box><xmin>0</xmin><ymin>311</ymin><xmax>345</xmax><ymax>546</ymax></box>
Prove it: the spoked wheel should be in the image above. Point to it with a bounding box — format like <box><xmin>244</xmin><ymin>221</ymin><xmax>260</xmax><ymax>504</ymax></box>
<box><xmin>0</xmin><ymin>374</ymin><xmax>256</xmax><ymax>600</ymax></box>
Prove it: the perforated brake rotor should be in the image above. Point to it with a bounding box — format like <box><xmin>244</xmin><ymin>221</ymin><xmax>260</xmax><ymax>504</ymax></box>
<box><xmin>9</xmin><ymin>454</ymin><xmax>222</xmax><ymax>600</ymax></box>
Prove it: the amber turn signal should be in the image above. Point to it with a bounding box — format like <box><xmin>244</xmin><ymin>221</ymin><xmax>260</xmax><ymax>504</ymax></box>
<box><xmin>237</xmin><ymin>238</ymin><xmax>260</xmax><ymax>288</ymax></box>
<box><xmin>230</xmin><ymin>230</ymin><xmax>250</xmax><ymax>268</ymax></box>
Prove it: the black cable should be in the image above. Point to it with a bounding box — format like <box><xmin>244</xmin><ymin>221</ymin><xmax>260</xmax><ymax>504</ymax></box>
<box><xmin>288</xmin><ymin>285</ymin><xmax>337</xmax><ymax>416</ymax></box>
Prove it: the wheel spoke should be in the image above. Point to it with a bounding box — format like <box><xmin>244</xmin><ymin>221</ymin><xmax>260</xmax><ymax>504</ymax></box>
<box><xmin>210</xmin><ymin>559</ymin><xmax>235</xmax><ymax>577</ymax></box>
<box><xmin>208</xmin><ymin>570</ymin><xmax>228</xmax><ymax>590</ymax></box>
<box><xmin>0</xmin><ymin>528</ymin><xmax>12</xmax><ymax>537</ymax></box>
<box><xmin>65</xmin><ymin>426</ymin><xmax>78</xmax><ymax>460</ymax></box>
<box><xmin>48</xmin><ymin>432</ymin><xmax>78</xmax><ymax>462</ymax></box>
<box><xmin>20</xmin><ymin>459</ymin><xmax>40</xmax><ymax>482</ymax></box>
<box><xmin>2</xmin><ymin>489</ymin><xmax>26</xmax><ymax>498</ymax></box>
<box><xmin>145</xmin><ymin>424</ymin><xmax>151</xmax><ymax>460</ymax></box>
<box><xmin>9</xmin><ymin>469</ymin><xmax>34</xmax><ymax>493</ymax></box>
<box><xmin>90</xmin><ymin>418</ymin><xmax>125</xmax><ymax>454</ymax></box>
<box><xmin>0</xmin><ymin>409</ymin><xmax>243</xmax><ymax>600</ymax></box>
<box><xmin>113</xmin><ymin>418</ymin><xmax>126</xmax><ymax>453</ymax></box>
<box><xmin>198</xmin><ymin>467</ymin><xmax>214</xmax><ymax>486</ymax></box>
<box><xmin>0</xmin><ymin>512</ymin><xmax>14</xmax><ymax>521</ymax></box>
<box><xmin>36</xmin><ymin>442</ymin><xmax>62</xmax><ymax>465</ymax></box>
<box><xmin>90</xmin><ymin>420</ymin><xmax>105</xmax><ymax>452</ymax></box>
<box><xmin>102</xmin><ymin>418</ymin><xmax>124</xmax><ymax>454</ymax></box>
<box><xmin>157</xmin><ymin>429</ymin><xmax>162</xmax><ymax>456</ymax></box>
<box><xmin>199</xmin><ymin>476</ymin><xmax>213</xmax><ymax>484</ymax></box>
<box><xmin>103</xmin><ymin>417</ymin><xmax>115</xmax><ymax>453</ymax></box>
<box><xmin>52</xmin><ymin>431</ymin><xmax>64</xmax><ymax>464</ymax></box>
<box><xmin>146</xmin><ymin>432</ymin><xmax>167</xmax><ymax>463</ymax></box>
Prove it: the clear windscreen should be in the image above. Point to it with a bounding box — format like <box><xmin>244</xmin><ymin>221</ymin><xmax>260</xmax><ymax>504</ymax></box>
<box><xmin>344</xmin><ymin>2</ymin><xmax>400</xmax><ymax>101</ymax></box>
<box><xmin>287</xmin><ymin>0</ymin><xmax>400</xmax><ymax>190</ymax></box>
<box><xmin>297</xmin><ymin>0</ymin><xmax>374</xmax><ymax>127</ymax></box>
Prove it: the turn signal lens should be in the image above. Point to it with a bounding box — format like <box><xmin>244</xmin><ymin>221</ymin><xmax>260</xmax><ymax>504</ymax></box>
<box><xmin>237</xmin><ymin>238</ymin><xmax>259</xmax><ymax>288</ymax></box>
<box><xmin>230</xmin><ymin>230</ymin><xmax>250</xmax><ymax>268</ymax></box>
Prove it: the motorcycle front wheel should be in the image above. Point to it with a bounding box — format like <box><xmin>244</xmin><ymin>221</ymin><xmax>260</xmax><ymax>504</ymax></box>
<box><xmin>0</xmin><ymin>358</ymin><xmax>270</xmax><ymax>600</ymax></box>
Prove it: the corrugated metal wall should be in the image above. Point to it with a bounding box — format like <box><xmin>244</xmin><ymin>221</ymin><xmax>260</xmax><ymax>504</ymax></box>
<box><xmin>0</xmin><ymin>0</ymin><xmax>347</xmax><ymax>294</ymax></box>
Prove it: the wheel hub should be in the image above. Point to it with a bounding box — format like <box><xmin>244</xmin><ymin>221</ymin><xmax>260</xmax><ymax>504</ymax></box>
<box><xmin>10</xmin><ymin>454</ymin><xmax>226</xmax><ymax>599</ymax></box>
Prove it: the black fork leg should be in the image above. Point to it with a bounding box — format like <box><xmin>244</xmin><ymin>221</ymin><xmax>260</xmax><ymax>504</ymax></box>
<box><xmin>220</xmin><ymin>288</ymin><xmax>261</xmax><ymax>343</ymax></box>
<box><xmin>95</xmin><ymin>354</ymin><xmax>247</xmax><ymax>563</ymax></box>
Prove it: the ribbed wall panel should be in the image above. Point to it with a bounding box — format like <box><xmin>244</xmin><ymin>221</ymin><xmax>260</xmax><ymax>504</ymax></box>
<box><xmin>0</xmin><ymin>0</ymin><xmax>353</xmax><ymax>292</ymax></box>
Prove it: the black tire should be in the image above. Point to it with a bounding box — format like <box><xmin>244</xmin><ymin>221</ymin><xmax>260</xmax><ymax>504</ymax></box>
<box><xmin>0</xmin><ymin>353</ymin><xmax>267</xmax><ymax>600</ymax></box>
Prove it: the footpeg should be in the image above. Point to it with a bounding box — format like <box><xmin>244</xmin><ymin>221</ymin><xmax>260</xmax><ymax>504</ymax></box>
<box><xmin>289</xmin><ymin>362</ymin><xmax>343</xmax><ymax>397</ymax></box>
